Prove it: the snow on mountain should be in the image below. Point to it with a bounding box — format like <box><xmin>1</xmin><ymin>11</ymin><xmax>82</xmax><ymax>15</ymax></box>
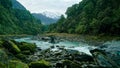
<box><xmin>42</xmin><ymin>11</ymin><xmax>61</xmax><ymax>19</ymax></box>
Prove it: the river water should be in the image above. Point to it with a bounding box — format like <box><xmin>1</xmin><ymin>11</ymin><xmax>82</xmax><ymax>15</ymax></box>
<box><xmin>14</xmin><ymin>37</ymin><xmax>120</xmax><ymax>56</ymax></box>
<box><xmin>15</xmin><ymin>37</ymin><xmax>97</xmax><ymax>55</ymax></box>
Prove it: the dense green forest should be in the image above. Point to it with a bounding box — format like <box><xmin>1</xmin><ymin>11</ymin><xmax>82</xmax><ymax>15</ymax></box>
<box><xmin>48</xmin><ymin>0</ymin><xmax>120</xmax><ymax>36</ymax></box>
<box><xmin>0</xmin><ymin>0</ymin><xmax>43</xmax><ymax>35</ymax></box>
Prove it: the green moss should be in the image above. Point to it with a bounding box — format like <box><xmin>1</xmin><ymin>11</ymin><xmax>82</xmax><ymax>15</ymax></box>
<box><xmin>0</xmin><ymin>40</ymin><xmax>3</xmax><ymax>47</ymax></box>
<box><xmin>3</xmin><ymin>40</ymin><xmax>21</xmax><ymax>54</ymax></box>
<box><xmin>15</xmin><ymin>53</ymin><xmax>26</xmax><ymax>61</ymax></box>
<box><xmin>18</xmin><ymin>42</ymin><xmax>36</xmax><ymax>54</ymax></box>
<box><xmin>62</xmin><ymin>60</ymin><xmax>81</xmax><ymax>68</ymax></box>
<box><xmin>0</xmin><ymin>49</ymin><xmax>8</xmax><ymax>64</ymax></box>
<box><xmin>0</xmin><ymin>62</ymin><xmax>6</xmax><ymax>68</ymax></box>
<box><xmin>29</xmin><ymin>59</ymin><xmax>51</xmax><ymax>68</ymax></box>
<box><xmin>9</xmin><ymin>60</ymin><xmax>29</xmax><ymax>68</ymax></box>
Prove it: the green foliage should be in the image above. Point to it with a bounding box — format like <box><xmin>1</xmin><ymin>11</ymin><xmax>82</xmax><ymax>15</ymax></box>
<box><xmin>0</xmin><ymin>49</ymin><xmax>8</xmax><ymax>64</ymax></box>
<box><xmin>0</xmin><ymin>0</ymin><xmax>43</xmax><ymax>35</ymax></box>
<box><xmin>48</xmin><ymin>15</ymin><xmax>66</xmax><ymax>33</ymax></box>
<box><xmin>48</xmin><ymin>0</ymin><xmax>120</xmax><ymax>36</ymax></box>
<box><xmin>29</xmin><ymin>59</ymin><xmax>51</xmax><ymax>68</ymax></box>
<box><xmin>18</xmin><ymin>42</ymin><xmax>36</xmax><ymax>54</ymax></box>
<box><xmin>62</xmin><ymin>60</ymin><xmax>81</xmax><ymax>68</ymax></box>
<box><xmin>0</xmin><ymin>62</ymin><xmax>6</xmax><ymax>68</ymax></box>
<box><xmin>9</xmin><ymin>60</ymin><xmax>29</xmax><ymax>68</ymax></box>
<box><xmin>15</xmin><ymin>53</ymin><xmax>26</xmax><ymax>61</ymax></box>
<box><xmin>3</xmin><ymin>40</ymin><xmax>21</xmax><ymax>54</ymax></box>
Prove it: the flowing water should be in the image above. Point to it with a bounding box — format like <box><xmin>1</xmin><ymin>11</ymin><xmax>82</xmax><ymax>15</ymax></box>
<box><xmin>15</xmin><ymin>37</ymin><xmax>96</xmax><ymax>55</ymax></box>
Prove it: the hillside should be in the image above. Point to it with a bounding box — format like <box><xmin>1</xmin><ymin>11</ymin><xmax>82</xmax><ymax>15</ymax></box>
<box><xmin>32</xmin><ymin>13</ymin><xmax>59</xmax><ymax>25</ymax></box>
<box><xmin>0</xmin><ymin>0</ymin><xmax>43</xmax><ymax>35</ymax></box>
<box><xmin>48</xmin><ymin>0</ymin><xmax>120</xmax><ymax>36</ymax></box>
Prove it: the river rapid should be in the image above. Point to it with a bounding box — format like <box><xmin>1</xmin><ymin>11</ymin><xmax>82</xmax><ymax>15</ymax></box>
<box><xmin>14</xmin><ymin>37</ymin><xmax>120</xmax><ymax>56</ymax></box>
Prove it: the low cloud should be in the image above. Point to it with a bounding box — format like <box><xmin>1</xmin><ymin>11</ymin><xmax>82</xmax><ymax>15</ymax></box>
<box><xmin>17</xmin><ymin>0</ymin><xmax>81</xmax><ymax>14</ymax></box>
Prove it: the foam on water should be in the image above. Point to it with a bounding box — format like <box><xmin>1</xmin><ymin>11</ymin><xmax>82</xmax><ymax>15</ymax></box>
<box><xmin>15</xmin><ymin>37</ymin><xmax>96</xmax><ymax>55</ymax></box>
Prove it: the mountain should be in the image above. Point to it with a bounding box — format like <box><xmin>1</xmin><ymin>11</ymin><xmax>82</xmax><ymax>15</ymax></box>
<box><xmin>0</xmin><ymin>0</ymin><xmax>43</xmax><ymax>35</ymax></box>
<box><xmin>11</xmin><ymin>0</ymin><xmax>26</xmax><ymax>10</ymax></box>
<box><xmin>48</xmin><ymin>0</ymin><xmax>120</xmax><ymax>36</ymax></box>
<box><xmin>32</xmin><ymin>12</ymin><xmax>60</xmax><ymax>25</ymax></box>
<box><xmin>42</xmin><ymin>11</ymin><xmax>61</xmax><ymax>19</ymax></box>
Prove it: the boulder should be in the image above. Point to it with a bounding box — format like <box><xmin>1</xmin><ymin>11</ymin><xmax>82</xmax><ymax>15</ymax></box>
<box><xmin>29</xmin><ymin>59</ymin><xmax>51</xmax><ymax>68</ymax></box>
<box><xmin>2</xmin><ymin>40</ymin><xmax>21</xmax><ymax>54</ymax></box>
<box><xmin>9</xmin><ymin>60</ymin><xmax>29</xmax><ymax>68</ymax></box>
<box><xmin>90</xmin><ymin>49</ymin><xmax>120</xmax><ymax>68</ymax></box>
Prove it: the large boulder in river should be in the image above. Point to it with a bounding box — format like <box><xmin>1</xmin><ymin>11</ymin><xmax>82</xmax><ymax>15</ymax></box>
<box><xmin>90</xmin><ymin>49</ymin><xmax>120</xmax><ymax>68</ymax></box>
<box><xmin>64</xmin><ymin>49</ymin><xmax>93</xmax><ymax>62</ymax></box>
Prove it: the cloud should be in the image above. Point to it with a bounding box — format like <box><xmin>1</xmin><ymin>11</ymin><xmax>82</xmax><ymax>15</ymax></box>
<box><xmin>17</xmin><ymin>0</ymin><xmax>81</xmax><ymax>14</ymax></box>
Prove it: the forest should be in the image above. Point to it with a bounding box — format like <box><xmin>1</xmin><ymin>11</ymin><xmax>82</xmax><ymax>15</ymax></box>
<box><xmin>48</xmin><ymin>0</ymin><xmax>120</xmax><ymax>36</ymax></box>
<box><xmin>0</xmin><ymin>0</ymin><xmax>43</xmax><ymax>35</ymax></box>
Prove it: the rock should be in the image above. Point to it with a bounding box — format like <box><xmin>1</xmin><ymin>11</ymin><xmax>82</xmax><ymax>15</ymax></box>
<box><xmin>74</xmin><ymin>53</ymin><xmax>93</xmax><ymax>62</ymax></box>
<box><xmin>0</xmin><ymin>49</ymin><xmax>8</xmax><ymax>64</ymax></box>
<box><xmin>55</xmin><ymin>62</ymin><xmax>64</xmax><ymax>68</ymax></box>
<box><xmin>2</xmin><ymin>40</ymin><xmax>21</xmax><ymax>54</ymax></box>
<box><xmin>90</xmin><ymin>49</ymin><xmax>120</xmax><ymax>68</ymax></box>
<box><xmin>49</xmin><ymin>36</ymin><xmax>56</xmax><ymax>44</ymax></box>
<box><xmin>9</xmin><ymin>60</ymin><xmax>29</xmax><ymax>68</ymax></box>
<box><xmin>29</xmin><ymin>59</ymin><xmax>51</xmax><ymax>68</ymax></box>
<box><xmin>50</xmin><ymin>45</ymin><xmax>55</xmax><ymax>49</ymax></box>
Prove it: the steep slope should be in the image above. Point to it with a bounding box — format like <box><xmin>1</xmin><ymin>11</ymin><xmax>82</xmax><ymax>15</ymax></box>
<box><xmin>11</xmin><ymin>0</ymin><xmax>26</xmax><ymax>10</ymax></box>
<box><xmin>0</xmin><ymin>0</ymin><xmax>43</xmax><ymax>35</ymax></box>
<box><xmin>32</xmin><ymin>13</ymin><xmax>59</xmax><ymax>25</ymax></box>
<box><xmin>49</xmin><ymin>0</ymin><xmax>120</xmax><ymax>36</ymax></box>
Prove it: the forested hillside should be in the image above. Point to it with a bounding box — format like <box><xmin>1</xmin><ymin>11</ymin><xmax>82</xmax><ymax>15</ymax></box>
<box><xmin>32</xmin><ymin>13</ymin><xmax>59</xmax><ymax>25</ymax></box>
<box><xmin>0</xmin><ymin>0</ymin><xmax>43</xmax><ymax>35</ymax></box>
<box><xmin>48</xmin><ymin>0</ymin><xmax>120</xmax><ymax>36</ymax></box>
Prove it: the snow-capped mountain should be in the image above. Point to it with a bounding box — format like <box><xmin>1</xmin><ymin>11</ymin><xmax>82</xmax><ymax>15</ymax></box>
<box><xmin>42</xmin><ymin>11</ymin><xmax>61</xmax><ymax>19</ymax></box>
<box><xmin>32</xmin><ymin>12</ymin><xmax>60</xmax><ymax>25</ymax></box>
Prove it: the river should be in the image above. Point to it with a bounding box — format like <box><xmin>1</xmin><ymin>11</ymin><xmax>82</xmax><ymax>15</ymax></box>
<box><xmin>14</xmin><ymin>37</ymin><xmax>97</xmax><ymax>55</ymax></box>
<box><xmin>14</xmin><ymin>37</ymin><xmax>120</xmax><ymax>56</ymax></box>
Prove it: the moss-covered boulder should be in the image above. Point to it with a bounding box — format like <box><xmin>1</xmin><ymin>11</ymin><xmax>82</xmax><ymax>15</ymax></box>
<box><xmin>9</xmin><ymin>60</ymin><xmax>29</xmax><ymax>68</ymax></box>
<box><xmin>3</xmin><ymin>40</ymin><xmax>21</xmax><ymax>54</ymax></box>
<box><xmin>15</xmin><ymin>53</ymin><xmax>27</xmax><ymax>61</ymax></box>
<box><xmin>62</xmin><ymin>60</ymin><xmax>81</xmax><ymax>68</ymax></box>
<box><xmin>0</xmin><ymin>62</ymin><xmax>6</xmax><ymax>68</ymax></box>
<box><xmin>29</xmin><ymin>59</ymin><xmax>51</xmax><ymax>68</ymax></box>
<box><xmin>0</xmin><ymin>40</ymin><xmax>3</xmax><ymax>47</ymax></box>
<box><xmin>0</xmin><ymin>49</ymin><xmax>8</xmax><ymax>64</ymax></box>
<box><xmin>18</xmin><ymin>42</ymin><xmax>36</xmax><ymax>54</ymax></box>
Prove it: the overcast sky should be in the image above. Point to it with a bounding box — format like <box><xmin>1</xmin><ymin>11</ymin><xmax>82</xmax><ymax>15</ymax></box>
<box><xmin>17</xmin><ymin>0</ymin><xmax>81</xmax><ymax>14</ymax></box>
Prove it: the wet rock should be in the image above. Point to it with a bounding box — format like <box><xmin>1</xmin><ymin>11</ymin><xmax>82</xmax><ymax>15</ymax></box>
<box><xmin>90</xmin><ymin>49</ymin><xmax>120</xmax><ymax>68</ymax></box>
<box><xmin>50</xmin><ymin>45</ymin><xmax>55</xmax><ymax>49</ymax></box>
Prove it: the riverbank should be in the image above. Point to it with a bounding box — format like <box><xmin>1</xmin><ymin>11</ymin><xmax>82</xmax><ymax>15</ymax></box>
<box><xmin>43</xmin><ymin>33</ymin><xmax>120</xmax><ymax>46</ymax></box>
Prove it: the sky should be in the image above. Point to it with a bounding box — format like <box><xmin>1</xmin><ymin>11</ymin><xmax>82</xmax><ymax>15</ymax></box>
<box><xmin>17</xmin><ymin>0</ymin><xmax>81</xmax><ymax>14</ymax></box>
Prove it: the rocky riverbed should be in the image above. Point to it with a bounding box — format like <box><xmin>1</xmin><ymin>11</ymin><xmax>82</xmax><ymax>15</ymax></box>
<box><xmin>14</xmin><ymin>36</ymin><xmax>120</xmax><ymax>68</ymax></box>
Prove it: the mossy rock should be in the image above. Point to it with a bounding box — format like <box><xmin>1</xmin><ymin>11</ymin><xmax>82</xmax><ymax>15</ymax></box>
<box><xmin>18</xmin><ymin>42</ymin><xmax>36</xmax><ymax>54</ymax></box>
<box><xmin>9</xmin><ymin>60</ymin><xmax>29</xmax><ymax>68</ymax></box>
<box><xmin>15</xmin><ymin>53</ymin><xmax>27</xmax><ymax>61</ymax></box>
<box><xmin>62</xmin><ymin>60</ymin><xmax>81</xmax><ymax>68</ymax></box>
<box><xmin>0</xmin><ymin>49</ymin><xmax>8</xmax><ymax>64</ymax></box>
<box><xmin>3</xmin><ymin>40</ymin><xmax>21</xmax><ymax>54</ymax></box>
<box><xmin>0</xmin><ymin>62</ymin><xmax>6</xmax><ymax>68</ymax></box>
<box><xmin>29</xmin><ymin>59</ymin><xmax>51</xmax><ymax>68</ymax></box>
<box><xmin>0</xmin><ymin>40</ymin><xmax>3</xmax><ymax>47</ymax></box>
